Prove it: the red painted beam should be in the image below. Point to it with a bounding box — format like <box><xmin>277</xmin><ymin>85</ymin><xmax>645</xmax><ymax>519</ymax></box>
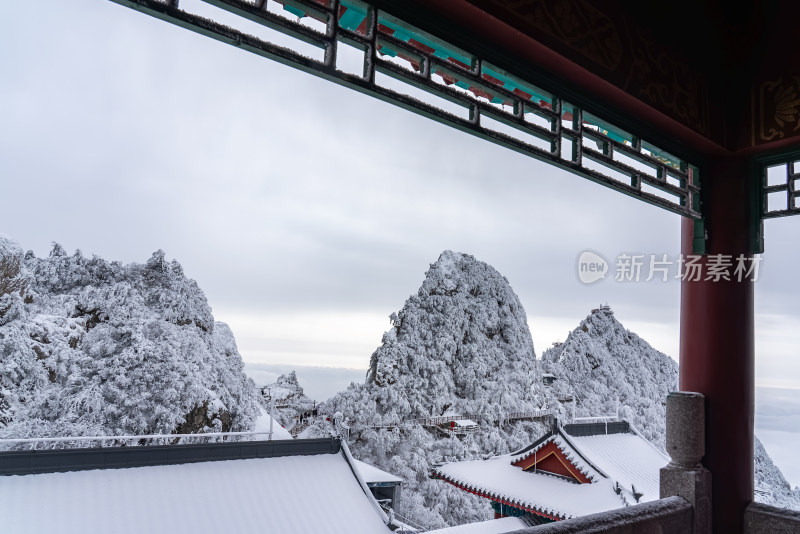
<box><xmin>680</xmin><ymin>157</ymin><xmax>755</xmax><ymax>534</ymax></box>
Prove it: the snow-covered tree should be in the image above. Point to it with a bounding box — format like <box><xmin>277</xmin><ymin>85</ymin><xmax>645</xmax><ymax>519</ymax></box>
<box><xmin>0</xmin><ymin>236</ymin><xmax>261</xmax><ymax>444</ymax></box>
<box><xmin>362</xmin><ymin>250</ymin><xmax>542</xmax><ymax>419</ymax></box>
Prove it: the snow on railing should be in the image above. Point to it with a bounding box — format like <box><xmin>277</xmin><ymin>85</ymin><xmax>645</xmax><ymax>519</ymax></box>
<box><xmin>413</xmin><ymin>414</ymin><xmax>482</xmax><ymax>427</ymax></box>
<box><xmin>0</xmin><ymin>430</ymin><xmax>285</xmax><ymax>450</ymax></box>
<box><xmin>504</xmin><ymin>409</ymin><xmax>552</xmax><ymax>421</ymax></box>
<box><xmin>370</xmin><ymin>409</ymin><xmax>552</xmax><ymax>430</ymax></box>
<box><xmin>379</xmin><ymin>502</ymin><xmax>425</xmax><ymax>533</ymax></box>
<box><xmin>368</xmin><ymin>415</ymin><xmax>466</xmax><ymax>429</ymax></box>
<box><xmin>572</xmin><ymin>415</ymin><xmax>619</xmax><ymax>423</ymax></box>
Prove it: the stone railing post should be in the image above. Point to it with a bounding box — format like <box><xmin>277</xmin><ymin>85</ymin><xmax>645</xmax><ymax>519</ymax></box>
<box><xmin>660</xmin><ymin>391</ymin><xmax>712</xmax><ymax>534</ymax></box>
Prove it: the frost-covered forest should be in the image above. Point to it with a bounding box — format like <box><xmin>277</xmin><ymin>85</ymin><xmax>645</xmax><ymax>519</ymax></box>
<box><xmin>0</xmin><ymin>236</ymin><xmax>261</xmax><ymax>441</ymax></box>
<box><xmin>1</xmin><ymin>240</ymin><xmax>797</xmax><ymax>528</ymax></box>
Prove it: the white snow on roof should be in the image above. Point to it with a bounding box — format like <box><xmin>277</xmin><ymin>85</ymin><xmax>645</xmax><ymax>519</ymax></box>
<box><xmin>252</xmin><ymin>407</ymin><xmax>293</xmax><ymax>440</ymax></box>
<box><xmin>565</xmin><ymin>431</ymin><xmax>668</xmax><ymax>504</ymax></box>
<box><xmin>435</xmin><ymin>426</ymin><xmax>668</xmax><ymax>519</ymax></box>
<box><xmin>452</xmin><ymin>419</ymin><xmax>478</xmax><ymax>427</ymax></box>
<box><xmin>352</xmin><ymin>459</ymin><xmax>403</xmax><ymax>484</ymax></box>
<box><xmin>426</xmin><ymin>516</ymin><xmax>528</xmax><ymax>534</ymax></box>
<box><xmin>0</xmin><ymin>453</ymin><xmax>392</xmax><ymax>534</ymax></box>
<box><xmin>434</xmin><ymin>453</ymin><xmax>624</xmax><ymax>519</ymax></box>
<box><xmin>510</xmin><ymin>435</ymin><xmax>600</xmax><ymax>483</ymax></box>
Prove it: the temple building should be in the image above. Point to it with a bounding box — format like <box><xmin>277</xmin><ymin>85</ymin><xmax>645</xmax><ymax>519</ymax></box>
<box><xmin>432</xmin><ymin>421</ymin><xmax>668</xmax><ymax>524</ymax></box>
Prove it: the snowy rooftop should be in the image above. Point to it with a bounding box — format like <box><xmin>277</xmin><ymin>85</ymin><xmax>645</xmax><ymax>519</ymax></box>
<box><xmin>0</xmin><ymin>439</ymin><xmax>392</xmax><ymax>534</ymax></box>
<box><xmin>352</xmin><ymin>458</ymin><xmax>403</xmax><ymax>484</ymax></box>
<box><xmin>433</xmin><ymin>422</ymin><xmax>668</xmax><ymax>520</ymax></box>
<box><xmin>434</xmin><ymin>451</ymin><xmax>624</xmax><ymax>519</ymax></box>
<box><xmin>567</xmin><ymin>431</ymin><xmax>666</xmax><ymax>503</ymax></box>
<box><xmin>452</xmin><ymin>419</ymin><xmax>478</xmax><ymax>427</ymax></box>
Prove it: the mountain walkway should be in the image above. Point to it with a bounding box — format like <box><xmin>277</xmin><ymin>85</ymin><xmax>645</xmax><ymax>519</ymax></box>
<box><xmin>369</xmin><ymin>408</ymin><xmax>552</xmax><ymax>431</ymax></box>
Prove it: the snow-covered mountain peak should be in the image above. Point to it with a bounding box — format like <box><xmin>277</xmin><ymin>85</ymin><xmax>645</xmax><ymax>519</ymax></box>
<box><xmin>541</xmin><ymin>306</ymin><xmax>800</xmax><ymax>511</ymax></box>
<box><xmin>259</xmin><ymin>371</ymin><xmax>315</xmax><ymax>429</ymax></box>
<box><xmin>545</xmin><ymin>306</ymin><xmax>649</xmax><ymax>366</ymax></box>
<box><xmin>0</xmin><ymin>238</ymin><xmax>261</xmax><ymax>441</ymax></box>
<box><xmin>357</xmin><ymin>251</ymin><xmax>538</xmax><ymax>418</ymax></box>
<box><xmin>542</xmin><ymin>306</ymin><xmax>677</xmax><ymax>447</ymax></box>
<box><xmin>268</xmin><ymin>371</ymin><xmax>306</xmax><ymax>400</ymax></box>
<box><xmin>426</xmin><ymin>250</ymin><xmax>471</xmax><ymax>289</ymax></box>
<box><xmin>420</xmin><ymin>250</ymin><xmax>511</xmax><ymax>297</ymax></box>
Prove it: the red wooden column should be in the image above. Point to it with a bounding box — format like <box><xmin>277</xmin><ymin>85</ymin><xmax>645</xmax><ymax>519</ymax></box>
<box><xmin>680</xmin><ymin>157</ymin><xmax>755</xmax><ymax>534</ymax></box>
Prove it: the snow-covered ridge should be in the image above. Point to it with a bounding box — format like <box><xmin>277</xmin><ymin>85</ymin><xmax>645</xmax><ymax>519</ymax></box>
<box><xmin>541</xmin><ymin>307</ymin><xmax>678</xmax><ymax>449</ymax></box>
<box><xmin>361</xmin><ymin>250</ymin><xmax>540</xmax><ymax>420</ymax></box>
<box><xmin>260</xmin><ymin>371</ymin><xmax>316</xmax><ymax>433</ymax></box>
<box><xmin>0</xmin><ymin>238</ymin><xmax>261</xmax><ymax>441</ymax></box>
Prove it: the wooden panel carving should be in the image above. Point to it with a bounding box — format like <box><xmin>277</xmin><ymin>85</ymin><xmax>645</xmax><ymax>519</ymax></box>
<box><xmin>473</xmin><ymin>0</ymin><xmax>711</xmax><ymax>137</ymax></box>
<box><xmin>753</xmin><ymin>76</ymin><xmax>800</xmax><ymax>145</ymax></box>
<box><xmin>622</xmin><ymin>25</ymin><xmax>709</xmax><ymax>137</ymax></box>
<box><xmin>494</xmin><ymin>0</ymin><xmax>623</xmax><ymax>71</ymax></box>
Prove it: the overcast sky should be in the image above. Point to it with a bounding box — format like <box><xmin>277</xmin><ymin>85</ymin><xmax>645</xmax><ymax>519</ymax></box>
<box><xmin>2</xmin><ymin>0</ymin><xmax>800</xmax><ymax>394</ymax></box>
